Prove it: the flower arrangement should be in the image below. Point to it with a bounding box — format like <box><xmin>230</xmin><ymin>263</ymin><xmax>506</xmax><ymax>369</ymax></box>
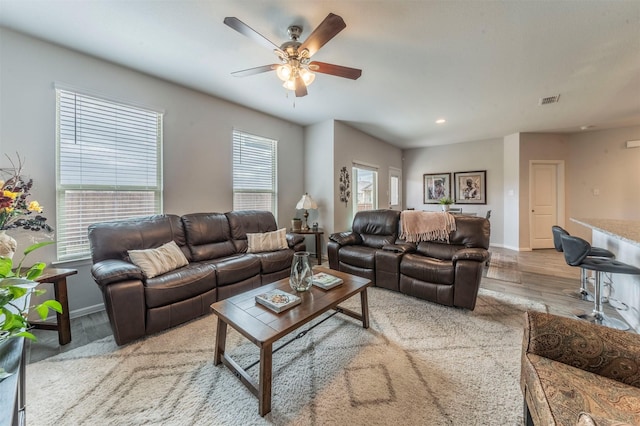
<box><xmin>0</xmin><ymin>153</ymin><xmax>52</xmax><ymax>233</ymax></box>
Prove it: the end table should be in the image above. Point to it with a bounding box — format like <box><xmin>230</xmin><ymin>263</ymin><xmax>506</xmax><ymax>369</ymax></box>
<box><xmin>30</xmin><ymin>268</ymin><xmax>78</xmax><ymax>346</ymax></box>
<box><xmin>290</xmin><ymin>229</ymin><xmax>324</xmax><ymax>265</ymax></box>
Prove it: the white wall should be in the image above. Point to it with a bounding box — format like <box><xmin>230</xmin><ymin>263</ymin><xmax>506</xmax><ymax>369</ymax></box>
<box><xmin>566</xmin><ymin>126</ymin><xmax>640</xmax><ymax>240</ymax></box>
<box><xmin>403</xmin><ymin>138</ymin><xmax>504</xmax><ymax>245</ymax></box>
<box><xmin>503</xmin><ymin>133</ymin><xmax>520</xmax><ymax>250</ymax></box>
<box><xmin>0</xmin><ymin>28</ymin><xmax>305</xmax><ymax>315</ymax></box>
<box><xmin>333</xmin><ymin>121</ymin><xmax>403</xmax><ymax>232</ymax></box>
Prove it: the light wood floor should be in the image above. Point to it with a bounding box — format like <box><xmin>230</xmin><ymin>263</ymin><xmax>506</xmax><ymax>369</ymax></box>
<box><xmin>26</xmin><ymin>246</ymin><xmax>629</xmax><ymax>364</ymax></box>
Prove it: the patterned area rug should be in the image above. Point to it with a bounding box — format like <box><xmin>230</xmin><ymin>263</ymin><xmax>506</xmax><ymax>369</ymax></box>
<box><xmin>485</xmin><ymin>252</ymin><xmax>521</xmax><ymax>283</ymax></box>
<box><xmin>27</xmin><ymin>287</ymin><xmax>546</xmax><ymax>425</ymax></box>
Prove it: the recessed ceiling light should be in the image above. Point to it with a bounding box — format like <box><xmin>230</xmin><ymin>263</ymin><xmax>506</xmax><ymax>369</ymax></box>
<box><xmin>435</xmin><ymin>119</ymin><xmax>446</xmax><ymax>124</ymax></box>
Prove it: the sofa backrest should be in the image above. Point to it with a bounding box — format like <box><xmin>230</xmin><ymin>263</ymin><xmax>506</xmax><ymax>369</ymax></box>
<box><xmin>352</xmin><ymin>209</ymin><xmax>401</xmax><ymax>248</ymax></box>
<box><xmin>181</xmin><ymin>213</ymin><xmax>237</xmax><ymax>261</ymax></box>
<box><xmin>88</xmin><ymin>214</ymin><xmax>189</xmax><ymax>263</ymax></box>
<box><xmin>416</xmin><ymin>216</ymin><xmax>490</xmax><ymax>259</ymax></box>
<box><xmin>225</xmin><ymin>210</ymin><xmax>279</xmax><ymax>252</ymax></box>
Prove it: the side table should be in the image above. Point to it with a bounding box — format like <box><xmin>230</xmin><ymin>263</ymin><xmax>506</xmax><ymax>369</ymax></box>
<box><xmin>290</xmin><ymin>229</ymin><xmax>324</xmax><ymax>265</ymax></box>
<box><xmin>30</xmin><ymin>268</ymin><xmax>78</xmax><ymax>346</ymax></box>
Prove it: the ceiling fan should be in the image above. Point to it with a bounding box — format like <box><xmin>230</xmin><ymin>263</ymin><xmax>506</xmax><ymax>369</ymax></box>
<box><xmin>223</xmin><ymin>13</ymin><xmax>362</xmax><ymax>97</ymax></box>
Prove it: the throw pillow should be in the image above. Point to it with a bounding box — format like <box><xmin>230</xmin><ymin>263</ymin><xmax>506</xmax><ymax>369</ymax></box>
<box><xmin>247</xmin><ymin>228</ymin><xmax>288</xmax><ymax>253</ymax></box>
<box><xmin>128</xmin><ymin>240</ymin><xmax>189</xmax><ymax>278</ymax></box>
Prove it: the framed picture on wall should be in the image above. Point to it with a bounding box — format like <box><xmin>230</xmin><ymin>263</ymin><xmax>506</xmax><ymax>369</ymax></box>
<box><xmin>454</xmin><ymin>170</ymin><xmax>486</xmax><ymax>204</ymax></box>
<box><xmin>423</xmin><ymin>173</ymin><xmax>451</xmax><ymax>204</ymax></box>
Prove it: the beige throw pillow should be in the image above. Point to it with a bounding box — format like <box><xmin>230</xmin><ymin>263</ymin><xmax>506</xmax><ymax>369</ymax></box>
<box><xmin>128</xmin><ymin>240</ymin><xmax>189</xmax><ymax>278</ymax></box>
<box><xmin>247</xmin><ymin>228</ymin><xmax>288</xmax><ymax>253</ymax></box>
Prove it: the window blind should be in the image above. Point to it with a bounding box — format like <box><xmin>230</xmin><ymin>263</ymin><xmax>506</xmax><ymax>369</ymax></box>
<box><xmin>232</xmin><ymin>130</ymin><xmax>277</xmax><ymax>214</ymax></box>
<box><xmin>56</xmin><ymin>89</ymin><xmax>163</xmax><ymax>261</ymax></box>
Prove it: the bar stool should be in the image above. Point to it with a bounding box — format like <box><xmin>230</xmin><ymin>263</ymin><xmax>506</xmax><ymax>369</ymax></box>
<box><xmin>551</xmin><ymin>225</ymin><xmax>615</xmax><ymax>301</ymax></box>
<box><xmin>560</xmin><ymin>234</ymin><xmax>640</xmax><ymax>330</ymax></box>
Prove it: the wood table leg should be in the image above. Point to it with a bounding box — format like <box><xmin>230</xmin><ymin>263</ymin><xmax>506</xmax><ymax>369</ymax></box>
<box><xmin>214</xmin><ymin>318</ymin><xmax>227</xmax><ymax>366</ymax></box>
<box><xmin>258</xmin><ymin>342</ymin><xmax>273</xmax><ymax>417</ymax></box>
<box><xmin>54</xmin><ymin>278</ymin><xmax>71</xmax><ymax>345</ymax></box>
<box><xmin>360</xmin><ymin>289</ymin><xmax>370</xmax><ymax>329</ymax></box>
<box><xmin>315</xmin><ymin>234</ymin><xmax>322</xmax><ymax>265</ymax></box>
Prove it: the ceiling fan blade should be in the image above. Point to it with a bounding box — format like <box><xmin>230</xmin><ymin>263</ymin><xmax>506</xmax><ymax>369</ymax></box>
<box><xmin>231</xmin><ymin>64</ymin><xmax>278</xmax><ymax>77</ymax></box>
<box><xmin>309</xmin><ymin>61</ymin><xmax>362</xmax><ymax>80</ymax></box>
<box><xmin>294</xmin><ymin>75</ymin><xmax>308</xmax><ymax>97</ymax></box>
<box><xmin>224</xmin><ymin>17</ymin><xmax>282</xmax><ymax>52</ymax></box>
<box><xmin>298</xmin><ymin>13</ymin><xmax>346</xmax><ymax>57</ymax></box>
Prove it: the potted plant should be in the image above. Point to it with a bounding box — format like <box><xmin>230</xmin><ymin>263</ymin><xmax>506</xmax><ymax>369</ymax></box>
<box><xmin>438</xmin><ymin>196</ymin><xmax>454</xmax><ymax>212</ymax></box>
<box><xmin>0</xmin><ymin>241</ymin><xmax>61</xmax><ymax>379</ymax></box>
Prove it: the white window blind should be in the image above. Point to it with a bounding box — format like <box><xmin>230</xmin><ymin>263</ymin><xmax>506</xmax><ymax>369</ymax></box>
<box><xmin>232</xmin><ymin>130</ymin><xmax>277</xmax><ymax>214</ymax></box>
<box><xmin>56</xmin><ymin>89</ymin><xmax>163</xmax><ymax>261</ymax></box>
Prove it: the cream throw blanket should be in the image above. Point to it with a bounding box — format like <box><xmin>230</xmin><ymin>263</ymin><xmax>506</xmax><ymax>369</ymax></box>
<box><xmin>400</xmin><ymin>211</ymin><xmax>456</xmax><ymax>243</ymax></box>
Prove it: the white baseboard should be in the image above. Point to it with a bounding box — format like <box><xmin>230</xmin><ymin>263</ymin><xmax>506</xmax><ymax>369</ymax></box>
<box><xmin>69</xmin><ymin>303</ymin><xmax>105</xmax><ymax>320</ymax></box>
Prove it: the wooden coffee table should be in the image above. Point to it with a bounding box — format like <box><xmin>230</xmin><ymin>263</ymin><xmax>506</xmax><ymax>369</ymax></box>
<box><xmin>211</xmin><ymin>266</ymin><xmax>372</xmax><ymax>416</ymax></box>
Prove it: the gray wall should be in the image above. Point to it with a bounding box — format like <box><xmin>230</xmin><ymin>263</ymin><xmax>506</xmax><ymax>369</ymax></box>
<box><xmin>0</xmin><ymin>28</ymin><xmax>305</xmax><ymax>317</ymax></box>
<box><xmin>403</xmin><ymin>138</ymin><xmax>504</xmax><ymax>245</ymax></box>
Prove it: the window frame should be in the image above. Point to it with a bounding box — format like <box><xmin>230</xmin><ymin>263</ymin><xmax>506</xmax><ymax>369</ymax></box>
<box><xmin>55</xmin><ymin>88</ymin><xmax>163</xmax><ymax>261</ymax></box>
<box><xmin>232</xmin><ymin>129</ymin><xmax>278</xmax><ymax>215</ymax></box>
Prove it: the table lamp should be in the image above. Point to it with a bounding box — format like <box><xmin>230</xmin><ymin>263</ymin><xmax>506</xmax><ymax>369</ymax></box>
<box><xmin>296</xmin><ymin>193</ymin><xmax>318</xmax><ymax>231</ymax></box>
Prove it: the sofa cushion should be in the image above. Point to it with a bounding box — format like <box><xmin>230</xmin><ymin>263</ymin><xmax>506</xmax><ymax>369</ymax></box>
<box><xmin>182</xmin><ymin>213</ymin><xmax>237</xmax><ymax>261</ymax></box>
<box><xmin>247</xmin><ymin>228</ymin><xmax>288</xmax><ymax>253</ymax></box>
<box><xmin>226</xmin><ymin>210</ymin><xmax>279</xmax><ymax>252</ymax></box>
<box><xmin>88</xmin><ymin>214</ymin><xmax>189</xmax><ymax>263</ymax></box>
<box><xmin>209</xmin><ymin>254</ymin><xmax>262</xmax><ymax>286</ymax></box>
<box><xmin>128</xmin><ymin>241</ymin><xmax>189</xmax><ymax>278</ymax></box>
<box><xmin>338</xmin><ymin>245</ymin><xmax>377</xmax><ymax>270</ymax></box>
<box><xmin>523</xmin><ymin>353</ymin><xmax>640</xmax><ymax>425</ymax></box>
<box><xmin>352</xmin><ymin>209</ymin><xmax>401</xmax><ymax>248</ymax></box>
<box><xmin>254</xmin><ymin>249</ymin><xmax>294</xmax><ymax>274</ymax></box>
<box><xmin>400</xmin><ymin>253</ymin><xmax>454</xmax><ymax>285</ymax></box>
<box><xmin>449</xmin><ymin>216</ymin><xmax>490</xmax><ymax>249</ymax></box>
<box><xmin>144</xmin><ymin>262</ymin><xmax>217</xmax><ymax>308</ymax></box>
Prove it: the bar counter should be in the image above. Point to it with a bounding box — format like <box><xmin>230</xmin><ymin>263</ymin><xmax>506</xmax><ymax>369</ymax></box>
<box><xmin>571</xmin><ymin>217</ymin><xmax>640</xmax><ymax>331</ymax></box>
<box><xmin>571</xmin><ymin>218</ymin><xmax>640</xmax><ymax>248</ymax></box>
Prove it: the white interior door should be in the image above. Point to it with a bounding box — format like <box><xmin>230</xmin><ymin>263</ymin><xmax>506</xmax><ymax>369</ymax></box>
<box><xmin>530</xmin><ymin>163</ymin><xmax>558</xmax><ymax>249</ymax></box>
<box><xmin>389</xmin><ymin>167</ymin><xmax>402</xmax><ymax>210</ymax></box>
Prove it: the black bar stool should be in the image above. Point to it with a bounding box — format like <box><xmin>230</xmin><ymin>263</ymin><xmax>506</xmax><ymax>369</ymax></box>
<box><xmin>560</xmin><ymin>234</ymin><xmax>640</xmax><ymax>330</ymax></box>
<box><xmin>552</xmin><ymin>225</ymin><xmax>615</xmax><ymax>301</ymax></box>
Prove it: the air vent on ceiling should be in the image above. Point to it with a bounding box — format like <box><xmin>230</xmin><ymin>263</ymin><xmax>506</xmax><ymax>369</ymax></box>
<box><xmin>538</xmin><ymin>94</ymin><xmax>561</xmax><ymax>106</ymax></box>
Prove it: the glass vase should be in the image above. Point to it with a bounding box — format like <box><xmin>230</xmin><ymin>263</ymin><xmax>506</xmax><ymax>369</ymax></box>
<box><xmin>290</xmin><ymin>251</ymin><xmax>313</xmax><ymax>292</ymax></box>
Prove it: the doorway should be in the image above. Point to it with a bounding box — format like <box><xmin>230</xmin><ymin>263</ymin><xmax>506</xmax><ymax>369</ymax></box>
<box><xmin>529</xmin><ymin>161</ymin><xmax>565</xmax><ymax>249</ymax></box>
<box><xmin>389</xmin><ymin>167</ymin><xmax>402</xmax><ymax>210</ymax></box>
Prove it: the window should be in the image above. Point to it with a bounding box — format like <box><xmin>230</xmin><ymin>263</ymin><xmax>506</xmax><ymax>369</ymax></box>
<box><xmin>56</xmin><ymin>89</ymin><xmax>163</xmax><ymax>261</ymax></box>
<box><xmin>232</xmin><ymin>130</ymin><xmax>277</xmax><ymax>214</ymax></box>
<box><xmin>352</xmin><ymin>165</ymin><xmax>378</xmax><ymax>214</ymax></box>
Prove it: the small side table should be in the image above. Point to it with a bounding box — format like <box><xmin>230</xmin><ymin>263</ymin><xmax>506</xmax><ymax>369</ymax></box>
<box><xmin>290</xmin><ymin>229</ymin><xmax>324</xmax><ymax>265</ymax></box>
<box><xmin>30</xmin><ymin>268</ymin><xmax>78</xmax><ymax>346</ymax></box>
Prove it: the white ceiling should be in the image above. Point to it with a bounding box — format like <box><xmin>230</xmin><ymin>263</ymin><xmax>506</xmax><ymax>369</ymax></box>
<box><xmin>1</xmin><ymin>0</ymin><xmax>639</xmax><ymax>148</ymax></box>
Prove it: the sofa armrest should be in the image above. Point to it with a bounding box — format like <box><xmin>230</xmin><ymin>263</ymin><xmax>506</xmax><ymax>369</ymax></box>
<box><xmin>524</xmin><ymin>311</ymin><xmax>640</xmax><ymax>387</ymax></box>
<box><xmin>452</xmin><ymin>247</ymin><xmax>489</xmax><ymax>263</ymax></box>
<box><xmin>382</xmin><ymin>243</ymin><xmax>416</xmax><ymax>254</ymax></box>
<box><xmin>91</xmin><ymin>259</ymin><xmax>144</xmax><ymax>287</ymax></box>
<box><xmin>329</xmin><ymin>231</ymin><xmax>362</xmax><ymax>246</ymax></box>
<box><xmin>286</xmin><ymin>233</ymin><xmax>305</xmax><ymax>248</ymax></box>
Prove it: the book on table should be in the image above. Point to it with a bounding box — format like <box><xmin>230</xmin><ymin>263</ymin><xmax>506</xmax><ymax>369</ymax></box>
<box><xmin>255</xmin><ymin>289</ymin><xmax>301</xmax><ymax>313</ymax></box>
<box><xmin>310</xmin><ymin>272</ymin><xmax>344</xmax><ymax>290</ymax></box>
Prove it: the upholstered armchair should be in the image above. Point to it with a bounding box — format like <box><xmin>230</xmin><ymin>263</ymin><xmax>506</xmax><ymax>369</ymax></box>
<box><xmin>521</xmin><ymin>311</ymin><xmax>640</xmax><ymax>426</ymax></box>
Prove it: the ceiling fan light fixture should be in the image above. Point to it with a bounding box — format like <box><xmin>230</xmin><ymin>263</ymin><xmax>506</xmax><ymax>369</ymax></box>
<box><xmin>276</xmin><ymin>64</ymin><xmax>292</xmax><ymax>81</ymax></box>
<box><xmin>299</xmin><ymin>68</ymin><xmax>315</xmax><ymax>86</ymax></box>
<box><xmin>283</xmin><ymin>78</ymin><xmax>296</xmax><ymax>91</ymax></box>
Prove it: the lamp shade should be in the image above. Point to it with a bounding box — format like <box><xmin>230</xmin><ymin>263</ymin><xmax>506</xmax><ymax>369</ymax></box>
<box><xmin>296</xmin><ymin>193</ymin><xmax>318</xmax><ymax>210</ymax></box>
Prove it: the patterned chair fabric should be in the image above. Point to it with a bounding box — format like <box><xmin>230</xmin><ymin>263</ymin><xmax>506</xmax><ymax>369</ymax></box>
<box><xmin>521</xmin><ymin>311</ymin><xmax>640</xmax><ymax>425</ymax></box>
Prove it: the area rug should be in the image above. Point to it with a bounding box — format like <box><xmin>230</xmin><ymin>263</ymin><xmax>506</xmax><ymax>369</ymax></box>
<box><xmin>485</xmin><ymin>252</ymin><xmax>521</xmax><ymax>283</ymax></box>
<box><xmin>26</xmin><ymin>287</ymin><xmax>547</xmax><ymax>425</ymax></box>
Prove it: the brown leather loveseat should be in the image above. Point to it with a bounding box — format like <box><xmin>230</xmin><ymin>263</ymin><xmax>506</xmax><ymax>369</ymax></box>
<box><xmin>328</xmin><ymin>209</ymin><xmax>490</xmax><ymax>310</ymax></box>
<box><xmin>88</xmin><ymin>210</ymin><xmax>305</xmax><ymax>345</ymax></box>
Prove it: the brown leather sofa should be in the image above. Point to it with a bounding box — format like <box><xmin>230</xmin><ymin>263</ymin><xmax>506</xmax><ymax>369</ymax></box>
<box><xmin>88</xmin><ymin>210</ymin><xmax>305</xmax><ymax>345</ymax></box>
<box><xmin>328</xmin><ymin>209</ymin><xmax>490</xmax><ymax>310</ymax></box>
<box><xmin>522</xmin><ymin>311</ymin><xmax>640</xmax><ymax>426</ymax></box>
